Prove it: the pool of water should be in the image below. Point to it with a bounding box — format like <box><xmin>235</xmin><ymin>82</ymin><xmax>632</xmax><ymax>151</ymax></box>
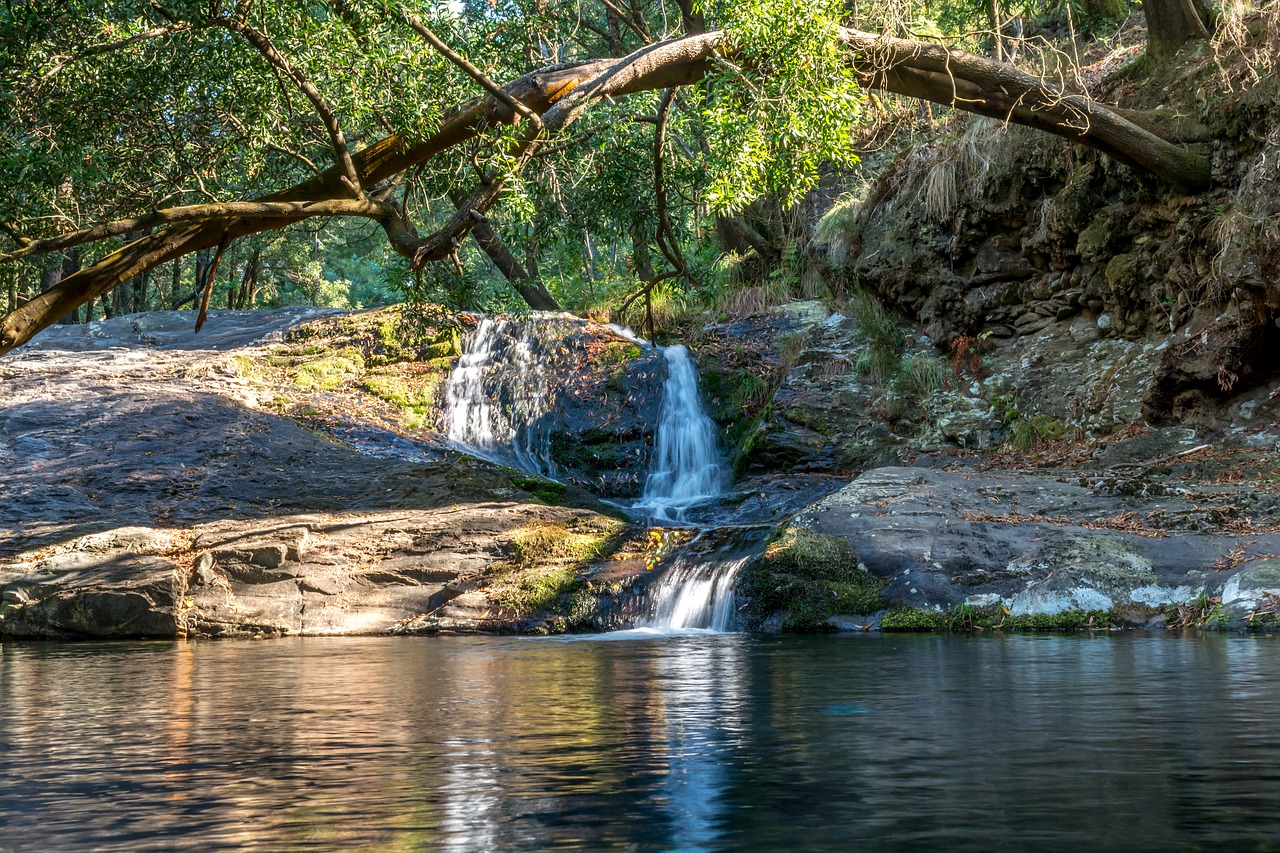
<box><xmin>2</xmin><ymin>633</ymin><xmax>1278</xmax><ymax>851</ymax></box>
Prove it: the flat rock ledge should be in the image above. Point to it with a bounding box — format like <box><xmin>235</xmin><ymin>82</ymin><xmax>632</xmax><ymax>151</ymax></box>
<box><xmin>790</xmin><ymin>467</ymin><xmax>1280</xmax><ymax>630</ymax></box>
<box><xmin>0</xmin><ymin>504</ymin><xmax>629</xmax><ymax>640</ymax></box>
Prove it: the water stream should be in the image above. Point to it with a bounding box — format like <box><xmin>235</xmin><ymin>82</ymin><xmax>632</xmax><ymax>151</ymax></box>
<box><xmin>442</xmin><ymin>316</ymin><xmax>559</xmax><ymax>477</ymax></box>
<box><xmin>443</xmin><ymin>316</ymin><xmax>746</xmax><ymax>632</ymax></box>
<box><xmin>633</xmin><ymin>344</ymin><xmax>727</xmax><ymax>525</ymax></box>
<box><xmin>642</xmin><ymin>528</ymin><xmax>770</xmax><ymax>632</ymax></box>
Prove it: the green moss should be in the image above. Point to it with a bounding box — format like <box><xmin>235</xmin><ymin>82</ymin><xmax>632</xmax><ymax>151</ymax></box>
<box><xmin>289</xmin><ymin>347</ymin><xmax>365</xmax><ymax>391</ymax></box>
<box><xmin>1008</xmin><ymin>414</ymin><xmax>1067</xmax><ymax>449</ymax></box>
<box><xmin>485</xmin><ymin>516</ymin><xmax>628</xmax><ymax>619</ymax></box>
<box><xmin>732</xmin><ymin>425</ymin><xmax>769</xmax><ymax>478</ymax></box>
<box><xmin>359</xmin><ymin>373</ymin><xmax>437</xmax><ymax>425</ymax></box>
<box><xmin>424</xmin><ymin>329</ymin><xmax>462</xmax><ymax>361</ymax></box>
<box><xmin>1104</xmin><ymin>252</ymin><xmax>1142</xmax><ymax>290</ymax></box>
<box><xmin>743</xmin><ymin>527</ymin><xmax>885</xmax><ymax>630</ymax></box>
<box><xmin>498</xmin><ymin>563</ymin><xmax>583</xmax><ymax>614</ymax></box>
<box><xmin>507</xmin><ymin>517</ymin><xmax>624</xmax><ymax>568</ymax></box>
<box><xmin>511</xmin><ymin>475</ymin><xmax>569</xmax><ymax>506</ymax></box>
<box><xmin>228</xmin><ymin>353</ymin><xmax>262</xmax><ymax>379</ymax></box>
<box><xmin>880</xmin><ymin>604</ymin><xmax>1115</xmax><ymax>632</ymax></box>
<box><xmin>784</xmin><ymin>405</ymin><xmax>835</xmax><ymax>435</ymax></box>
<box><xmin>701</xmin><ymin>368</ymin><xmax>773</xmax><ymax>426</ymax></box>
<box><xmin>879</xmin><ymin>607</ymin><xmax>948</xmax><ymax>631</ymax></box>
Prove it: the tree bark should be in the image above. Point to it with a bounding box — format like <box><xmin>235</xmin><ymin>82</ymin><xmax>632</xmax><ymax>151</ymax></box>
<box><xmin>1144</xmin><ymin>0</ymin><xmax>1211</xmax><ymax>60</ymax></box>
<box><xmin>449</xmin><ymin>191</ymin><xmax>561</xmax><ymax>311</ymax></box>
<box><xmin>1</xmin><ymin>29</ymin><xmax>1212</xmax><ymax>355</ymax></box>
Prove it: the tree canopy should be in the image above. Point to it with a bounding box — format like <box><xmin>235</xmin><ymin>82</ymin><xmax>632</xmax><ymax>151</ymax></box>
<box><xmin>0</xmin><ymin>0</ymin><xmax>1214</xmax><ymax>354</ymax></box>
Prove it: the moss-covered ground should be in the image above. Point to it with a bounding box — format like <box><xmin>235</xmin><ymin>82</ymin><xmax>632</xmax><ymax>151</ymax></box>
<box><xmin>229</xmin><ymin>305</ymin><xmax>457</xmax><ymax>436</ymax></box>
<box><xmin>742</xmin><ymin>527</ymin><xmax>886</xmax><ymax>631</ymax></box>
<box><xmin>481</xmin><ymin>516</ymin><xmax>637</xmax><ymax>630</ymax></box>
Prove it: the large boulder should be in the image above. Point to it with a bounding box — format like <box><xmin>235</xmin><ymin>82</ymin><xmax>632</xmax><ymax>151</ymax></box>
<box><xmin>778</xmin><ymin>466</ymin><xmax>1280</xmax><ymax>627</ymax></box>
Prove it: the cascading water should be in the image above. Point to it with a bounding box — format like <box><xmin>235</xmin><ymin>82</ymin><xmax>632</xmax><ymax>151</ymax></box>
<box><xmin>633</xmin><ymin>345</ymin><xmax>725</xmax><ymax>524</ymax></box>
<box><xmin>641</xmin><ymin>528</ymin><xmax>770</xmax><ymax>632</ymax></box>
<box><xmin>442</xmin><ymin>316</ymin><xmax>558</xmax><ymax>477</ymax></box>
<box><xmin>633</xmin><ymin>347</ymin><xmax>761</xmax><ymax>632</ymax></box>
<box><xmin>445</xmin><ymin>314</ymin><xmax>748</xmax><ymax>632</ymax></box>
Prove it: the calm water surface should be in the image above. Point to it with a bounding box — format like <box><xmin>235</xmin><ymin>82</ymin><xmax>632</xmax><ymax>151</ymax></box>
<box><xmin>2</xmin><ymin>632</ymin><xmax>1279</xmax><ymax>852</ymax></box>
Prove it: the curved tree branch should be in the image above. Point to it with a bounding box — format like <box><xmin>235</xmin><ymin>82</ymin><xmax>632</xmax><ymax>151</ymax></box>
<box><xmin>2</xmin><ymin>29</ymin><xmax>1212</xmax><ymax>356</ymax></box>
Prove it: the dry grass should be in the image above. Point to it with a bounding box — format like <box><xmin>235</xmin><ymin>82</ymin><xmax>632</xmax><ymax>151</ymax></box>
<box><xmin>925</xmin><ymin>159</ymin><xmax>958</xmax><ymax>224</ymax></box>
<box><xmin>814</xmin><ymin>188</ymin><xmax>870</xmax><ymax>265</ymax></box>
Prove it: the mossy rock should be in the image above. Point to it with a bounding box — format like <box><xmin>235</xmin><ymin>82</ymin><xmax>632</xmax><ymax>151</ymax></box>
<box><xmin>289</xmin><ymin>348</ymin><xmax>365</xmax><ymax>391</ymax></box>
<box><xmin>511</xmin><ymin>475</ymin><xmax>569</xmax><ymax>506</ymax></box>
<box><xmin>742</xmin><ymin>527</ymin><xmax>885</xmax><ymax>631</ymax></box>
<box><xmin>484</xmin><ymin>516</ymin><xmax>629</xmax><ymax>620</ymax></box>
<box><xmin>880</xmin><ymin>604</ymin><xmax>1115</xmax><ymax>632</ymax></box>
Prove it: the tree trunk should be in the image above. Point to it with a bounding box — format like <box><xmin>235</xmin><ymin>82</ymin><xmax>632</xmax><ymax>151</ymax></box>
<box><xmin>42</xmin><ymin>251</ymin><xmax>81</xmax><ymax>324</ymax></box>
<box><xmin>1144</xmin><ymin>0</ymin><xmax>1211</xmax><ymax>60</ymax></box>
<box><xmin>448</xmin><ymin>190</ymin><xmax>561</xmax><ymax>311</ymax></box>
<box><xmin>170</xmin><ymin>256</ymin><xmax>182</xmax><ymax>307</ymax></box>
<box><xmin>673</xmin><ymin>0</ymin><xmax>706</xmax><ymax>35</ymax></box>
<box><xmin>234</xmin><ymin>249</ymin><xmax>261</xmax><ymax>310</ymax></box>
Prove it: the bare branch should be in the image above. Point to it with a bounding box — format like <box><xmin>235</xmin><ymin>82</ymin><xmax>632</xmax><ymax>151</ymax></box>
<box><xmin>194</xmin><ymin>232</ymin><xmax>230</xmax><ymax>332</ymax></box>
<box><xmin>217</xmin><ymin>17</ymin><xmax>362</xmax><ymax>195</ymax></box>
<box><xmin>599</xmin><ymin>0</ymin><xmax>652</xmax><ymax>43</ymax></box>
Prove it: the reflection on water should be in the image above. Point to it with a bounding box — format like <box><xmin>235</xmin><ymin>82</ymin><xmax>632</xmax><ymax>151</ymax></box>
<box><xmin>2</xmin><ymin>634</ymin><xmax>1280</xmax><ymax>851</ymax></box>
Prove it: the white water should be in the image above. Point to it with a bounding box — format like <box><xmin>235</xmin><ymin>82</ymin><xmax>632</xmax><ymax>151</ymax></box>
<box><xmin>640</xmin><ymin>528</ymin><xmax>769</xmax><ymax>632</ymax></box>
<box><xmin>644</xmin><ymin>555</ymin><xmax>754</xmax><ymax>631</ymax></box>
<box><xmin>444</xmin><ymin>316</ymin><xmax>746</xmax><ymax>632</ymax></box>
<box><xmin>442</xmin><ymin>317</ymin><xmax>556</xmax><ymax>477</ymax></box>
<box><xmin>634</xmin><ymin>345</ymin><xmax>725</xmax><ymax>523</ymax></box>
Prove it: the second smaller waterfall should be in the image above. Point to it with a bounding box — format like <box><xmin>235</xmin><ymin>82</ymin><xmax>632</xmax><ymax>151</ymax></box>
<box><xmin>635</xmin><ymin>345</ymin><xmax>725</xmax><ymax>523</ymax></box>
<box><xmin>642</xmin><ymin>528</ymin><xmax>770</xmax><ymax>631</ymax></box>
<box><xmin>442</xmin><ymin>317</ymin><xmax>556</xmax><ymax>477</ymax></box>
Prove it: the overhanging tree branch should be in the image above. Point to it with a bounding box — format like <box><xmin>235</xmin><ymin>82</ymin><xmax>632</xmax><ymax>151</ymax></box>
<box><xmin>2</xmin><ymin>29</ymin><xmax>1212</xmax><ymax>356</ymax></box>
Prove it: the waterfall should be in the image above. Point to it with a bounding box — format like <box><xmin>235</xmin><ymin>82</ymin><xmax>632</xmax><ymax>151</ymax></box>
<box><xmin>642</xmin><ymin>528</ymin><xmax>769</xmax><ymax>632</ymax></box>
<box><xmin>442</xmin><ymin>317</ymin><xmax>557</xmax><ymax>477</ymax></box>
<box><xmin>634</xmin><ymin>345</ymin><xmax>725</xmax><ymax>523</ymax></box>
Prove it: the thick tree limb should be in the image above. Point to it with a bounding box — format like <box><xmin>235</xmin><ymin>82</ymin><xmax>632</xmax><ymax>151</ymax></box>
<box><xmin>2</xmin><ymin>29</ymin><xmax>1212</xmax><ymax>356</ymax></box>
<box><xmin>450</xmin><ymin>190</ymin><xmax>561</xmax><ymax>311</ymax></box>
<box><xmin>840</xmin><ymin>29</ymin><xmax>1212</xmax><ymax>193</ymax></box>
<box><xmin>1</xmin><ymin>199</ymin><xmax>400</xmax><ymax>263</ymax></box>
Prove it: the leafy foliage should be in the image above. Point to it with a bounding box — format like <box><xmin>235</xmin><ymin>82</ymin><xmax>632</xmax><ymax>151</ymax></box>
<box><xmin>699</xmin><ymin>0</ymin><xmax>863</xmax><ymax>211</ymax></box>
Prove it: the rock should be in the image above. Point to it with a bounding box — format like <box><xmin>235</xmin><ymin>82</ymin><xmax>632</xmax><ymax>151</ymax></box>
<box><xmin>785</xmin><ymin>466</ymin><xmax>1280</xmax><ymax>620</ymax></box>
<box><xmin>0</xmin><ymin>555</ymin><xmax>184</xmax><ymax>639</ymax></box>
<box><xmin>0</xmin><ymin>308</ymin><xmax>642</xmax><ymax>639</ymax></box>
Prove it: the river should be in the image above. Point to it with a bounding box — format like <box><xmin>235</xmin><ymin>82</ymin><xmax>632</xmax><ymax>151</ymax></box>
<box><xmin>2</xmin><ymin>633</ymin><xmax>1278</xmax><ymax>851</ymax></box>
